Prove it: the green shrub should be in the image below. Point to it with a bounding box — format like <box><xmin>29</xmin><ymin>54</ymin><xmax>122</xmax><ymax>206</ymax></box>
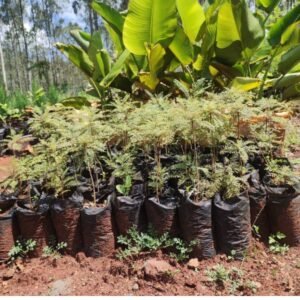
<box><xmin>116</xmin><ymin>226</ymin><xmax>196</xmax><ymax>262</ymax></box>
<box><xmin>8</xmin><ymin>239</ymin><xmax>37</xmax><ymax>262</ymax></box>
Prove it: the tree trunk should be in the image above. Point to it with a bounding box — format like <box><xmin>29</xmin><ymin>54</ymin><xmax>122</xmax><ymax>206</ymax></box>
<box><xmin>11</xmin><ymin>26</ymin><xmax>23</xmax><ymax>91</ymax></box>
<box><xmin>0</xmin><ymin>38</ymin><xmax>8</xmax><ymax>94</ymax></box>
<box><xmin>18</xmin><ymin>0</ymin><xmax>32</xmax><ymax>91</ymax></box>
<box><xmin>9</xmin><ymin>6</ymin><xmax>24</xmax><ymax>91</ymax></box>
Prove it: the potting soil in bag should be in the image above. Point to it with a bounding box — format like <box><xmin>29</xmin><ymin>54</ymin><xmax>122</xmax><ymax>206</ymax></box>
<box><xmin>248</xmin><ymin>170</ymin><xmax>269</xmax><ymax>241</ymax></box>
<box><xmin>81</xmin><ymin>203</ymin><xmax>115</xmax><ymax>258</ymax></box>
<box><xmin>265</xmin><ymin>181</ymin><xmax>300</xmax><ymax>246</ymax></box>
<box><xmin>16</xmin><ymin>204</ymin><xmax>55</xmax><ymax>257</ymax></box>
<box><xmin>112</xmin><ymin>183</ymin><xmax>147</xmax><ymax>236</ymax></box>
<box><xmin>178</xmin><ymin>194</ymin><xmax>216</xmax><ymax>259</ymax></box>
<box><xmin>51</xmin><ymin>192</ymin><xmax>83</xmax><ymax>256</ymax></box>
<box><xmin>145</xmin><ymin>196</ymin><xmax>179</xmax><ymax>237</ymax></box>
<box><xmin>0</xmin><ymin>194</ymin><xmax>17</xmax><ymax>212</ymax></box>
<box><xmin>0</xmin><ymin>209</ymin><xmax>18</xmax><ymax>262</ymax></box>
<box><xmin>213</xmin><ymin>191</ymin><xmax>251</xmax><ymax>259</ymax></box>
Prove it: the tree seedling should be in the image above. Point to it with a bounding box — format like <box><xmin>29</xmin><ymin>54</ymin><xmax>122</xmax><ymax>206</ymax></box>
<box><xmin>265</xmin><ymin>159</ymin><xmax>298</xmax><ymax>186</ymax></box>
<box><xmin>268</xmin><ymin>232</ymin><xmax>289</xmax><ymax>255</ymax></box>
<box><xmin>106</xmin><ymin>151</ymin><xmax>136</xmax><ymax>197</ymax></box>
<box><xmin>129</xmin><ymin>99</ymin><xmax>175</xmax><ymax>201</ymax></box>
<box><xmin>214</xmin><ymin>164</ymin><xmax>248</xmax><ymax>200</ymax></box>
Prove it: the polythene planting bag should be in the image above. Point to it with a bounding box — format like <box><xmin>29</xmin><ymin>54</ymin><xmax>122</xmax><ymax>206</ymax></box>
<box><xmin>247</xmin><ymin>170</ymin><xmax>269</xmax><ymax>241</ymax></box>
<box><xmin>112</xmin><ymin>195</ymin><xmax>147</xmax><ymax>236</ymax></box>
<box><xmin>81</xmin><ymin>203</ymin><xmax>115</xmax><ymax>258</ymax></box>
<box><xmin>248</xmin><ymin>153</ymin><xmax>266</xmax><ymax>179</ymax></box>
<box><xmin>0</xmin><ymin>128</ymin><xmax>5</xmax><ymax>140</ymax></box>
<box><xmin>51</xmin><ymin>194</ymin><xmax>83</xmax><ymax>256</ymax></box>
<box><xmin>145</xmin><ymin>197</ymin><xmax>179</xmax><ymax>237</ymax></box>
<box><xmin>0</xmin><ymin>194</ymin><xmax>17</xmax><ymax>213</ymax></box>
<box><xmin>112</xmin><ymin>183</ymin><xmax>147</xmax><ymax>236</ymax></box>
<box><xmin>16</xmin><ymin>205</ymin><xmax>55</xmax><ymax>257</ymax></box>
<box><xmin>0</xmin><ymin>127</ymin><xmax>9</xmax><ymax>141</ymax></box>
<box><xmin>178</xmin><ymin>195</ymin><xmax>216</xmax><ymax>259</ymax></box>
<box><xmin>265</xmin><ymin>181</ymin><xmax>300</xmax><ymax>246</ymax></box>
<box><xmin>0</xmin><ymin>209</ymin><xmax>18</xmax><ymax>262</ymax></box>
<box><xmin>213</xmin><ymin>191</ymin><xmax>251</xmax><ymax>259</ymax></box>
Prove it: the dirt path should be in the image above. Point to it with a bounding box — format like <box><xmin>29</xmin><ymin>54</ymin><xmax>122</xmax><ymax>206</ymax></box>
<box><xmin>0</xmin><ymin>242</ymin><xmax>299</xmax><ymax>296</ymax></box>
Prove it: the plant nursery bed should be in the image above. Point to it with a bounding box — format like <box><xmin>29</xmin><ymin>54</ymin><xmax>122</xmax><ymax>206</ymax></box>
<box><xmin>0</xmin><ymin>240</ymin><xmax>299</xmax><ymax>296</ymax></box>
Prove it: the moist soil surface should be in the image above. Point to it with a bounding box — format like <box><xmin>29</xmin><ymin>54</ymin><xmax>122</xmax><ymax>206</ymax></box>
<box><xmin>0</xmin><ymin>240</ymin><xmax>299</xmax><ymax>296</ymax></box>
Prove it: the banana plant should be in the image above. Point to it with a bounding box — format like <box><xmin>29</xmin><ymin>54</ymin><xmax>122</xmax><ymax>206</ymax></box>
<box><xmin>57</xmin><ymin>0</ymin><xmax>262</xmax><ymax>94</ymax></box>
<box><xmin>119</xmin><ymin>0</ymin><xmax>269</xmax><ymax>93</ymax></box>
<box><xmin>92</xmin><ymin>0</ymin><xmax>186</xmax><ymax>91</ymax></box>
<box><xmin>56</xmin><ymin>28</ymin><xmax>131</xmax><ymax>98</ymax></box>
<box><xmin>56</xmin><ymin>0</ymin><xmax>300</xmax><ymax>100</ymax></box>
<box><xmin>175</xmin><ymin>0</ymin><xmax>300</xmax><ymax>99</ymax></box>
<box><xmin>229</xmin><ymin>2</ymin><xmax>300</xmax><ymax>99</ymax></box>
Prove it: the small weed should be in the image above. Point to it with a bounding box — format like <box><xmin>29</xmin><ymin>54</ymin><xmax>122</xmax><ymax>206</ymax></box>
<box><xmin>227</xmin><ymin>249</ymin><xmax>248</xmax><ymax>262</ymax></box>
<box><xmin>116</xmin><ymin>226</ymin><xmax>169</xmax><ymax>260</ymax></box>
<box><xmin>252</xmin><ymin>225</ymin><xmax>261</xmax><ymax>239</ymax></box>
<box><xmin>227</xmin><ymin>250</ymin><xmax>237</xmax><ymax>261</ymax></box>
<box><xmin>206</xmin><ymin>264</ymin><xmax>230</xmax><ymax>284</ymax></box>
<box><xmin>8</xmin><ymin>239</ymin><xmax>37</xmax><ymax>262</ymax></box>
<box><xmin>243</xmin><ymin>280</ymin><xmax>260</xmax><ymax>293</ymax></box>
<box><xmin>229</xmin><ymin>267</ymin><xmax>244</xmax><ymax>294</ymax></box>
<box><xmin>43</xmin><ymin>238</ymin><xmax>67</xmax><ymax>258</ymax></box>
<box><xmin>162</xmin><ymin>269</ymin><xmax>180</xmax><ymax>282</ymax></box>
<box><xmin>116</xmin><ymin>226</ymin><xmax>195</xmax><ymax>262</ymax></box>
<box><xmin>206</xmin><ymin>264</ymin><xmax>244</xmax><ymax>294</ymax></box>
<box><xmin>269</xmin><ymin>232</ymin><xmax>289</xmax><ymax>255</ymax></box>
<box><xmin>168</xmin><ymin>238</ymin><xmax>198</xmax><ymax>262</ymax></box>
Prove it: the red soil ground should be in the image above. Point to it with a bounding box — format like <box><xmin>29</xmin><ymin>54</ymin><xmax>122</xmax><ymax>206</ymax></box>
<box><xmin>0</xmin><ymin>241</ymin><xmax>299</xmax><ymax>296</ymax></box>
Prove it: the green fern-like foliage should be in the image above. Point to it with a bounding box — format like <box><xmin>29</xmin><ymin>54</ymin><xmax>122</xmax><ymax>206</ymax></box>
<box><xmin>129</xmin><ymin>98</ymin><xmax>175</xmax><ymax>150</ymax></box>
<box><xmin>266</xmin><ymin>159</ymin><xmax>299</xmax><ymax>186</ymax></box>
<box><xmin>221</xmin><ymin>139</ymin><xmax>258</xmax><ymax>175</ymax></box>
<box><xmin>170</xmin><ymin>154</ymin><xmax>218</xmax><ymax>201</ymax></box>
<box><xmin>214</xmin><ymin>165</ymin><xmax>247</xmax><ymax>200</ymax></box>
<box><xmin>106</xmin><ymin>151</ymin><xmax>136</xmax><ymax>196</ymax></box>
<box><xmin>148</xmin><ymin>165</ymin><xmax>169</xmax><ymax>199</ymax></box>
